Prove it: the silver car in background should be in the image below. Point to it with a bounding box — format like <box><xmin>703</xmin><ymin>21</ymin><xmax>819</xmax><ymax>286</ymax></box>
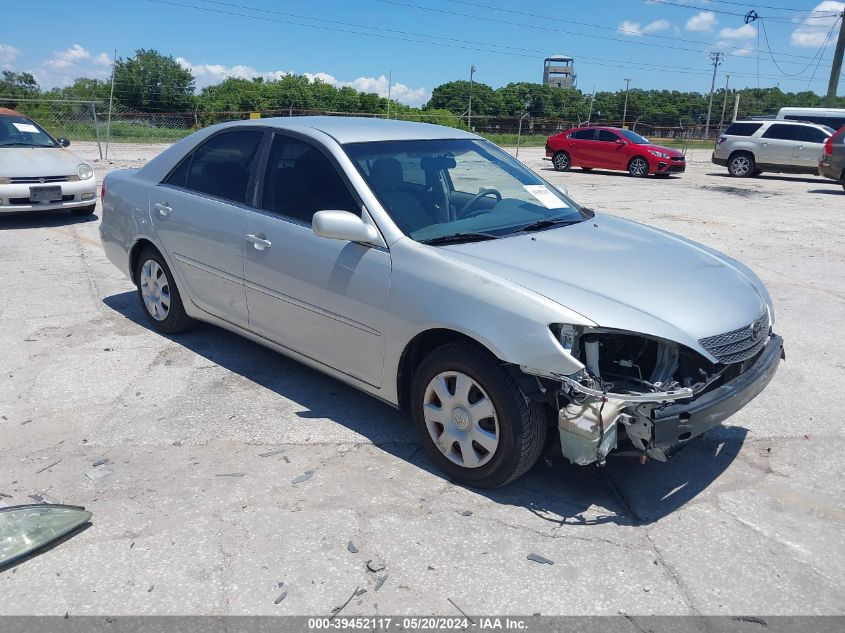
<box><xmin>0</xmin><ymin>108</ymin><xmax>98</xmax><ymax>215</ymax></box>
<box><xmin>712</xmin><ymin>119</ymin><xmax>834</xmax><ymax>177</ymax></box>
<box><xmin>100</xmin><ymin>117</ymin><xmax>783</xmax><ymax>488</ymax></box>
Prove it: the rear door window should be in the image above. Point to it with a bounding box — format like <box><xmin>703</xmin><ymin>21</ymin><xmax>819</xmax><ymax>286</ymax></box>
<box><xmin>799</xmin><ymin>126</ymin><xmax>829</xmax><ymax>144</ymax></box>
<box><xmin>569</xmin><ymin>129</ymin><xmax>596</xmax><ymax>140</ymax></box>
<box><xmin>723</xmin><ymin>122</ymin><xmax>763</xmax><ymax>137</ymax></box>
<box><xmin>597</xmin><ymin>129</ymin><xmax>620</xmax><ymax>142</ymax></box>
<box><xmin>761</xmin><ymin>124</ymin><xmax>803</xmax><ymax>141</ymax></box>
<box><xmin>176</xmin><ymin>130</ymin><xmax>264</xmax><ymax>204</ymax></box>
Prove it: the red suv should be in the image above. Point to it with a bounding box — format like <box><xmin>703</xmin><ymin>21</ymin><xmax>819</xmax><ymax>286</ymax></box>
<box><xmin>546</xmin><ymin>126</ymin><xmax>686</xmax><ymax>177</ymax></box>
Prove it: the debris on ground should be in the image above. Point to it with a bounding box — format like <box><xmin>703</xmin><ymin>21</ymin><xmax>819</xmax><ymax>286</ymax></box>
<box><xmin>527</xmin><ymin>553</ymin><xmax>554</xmax><ymax>565</ymax></box>
<box><xmin>374</xmin><ymin>574</ymin><xmax>388</xmax><ymax>591</ymax></box>
<box><xmin>355</xmin><ymin>588</ymin><xmax>367</xmax><ymax>597</ymax></box>
<box><xmin>147</xmin><ymin>585</ymin><xmax>154</xmax><ymax>592</ymax></box>
<box><xmin>215</xmin><ymin>473</ymin><xmax>245</xmax><ymax>478</ymax></box>
<box><xmin>274</xmin><ymin>590</ymin><xmax>288</xmax><ymax>605</ymax></box>
<box><xmin>85</xmin><ymin>465</ymin><xmax>113</xmax><ymax>481</ymax></box>
<box><xmin>347</xmin><ymin>541</ymin><xmax>359</xmax><ymax>554</ymax></box>
<box><xmin>282</xmin><ymin>456</ymin><xmax>291</xmax><ymax>463</ymax></box>
<box><xmin>91</xmin><ymin>458</ymin><xmax>109</xmax><ymax>467</ymax></box>
<box><xmin>331</xmin><ymin>586</ymin><xmax>359</xmax><ymax>618</ymax></box>
<box><xmin>366</xmin><ymin>559</ymin><xmax>385</xmax><ymax>572</ymax></box>
<box><xmin>457</xmin><ymin>510</ymin><xmax>473</xmax><ymax>517</ymax></box>
<box><xmin>292</xmin><ymin>470</ymin><xmax>315</xmax><ymax>485</ymax></box>
<box><xmin>35</xmin><ymin>460</ymin><xmax>62</xmax><ymax>474</ymax></box>
<box><xmin>447</xmin><ymin>597</ymin><xmax>476</xmax><ymax>625</ymax></box>
<box><xmin>259</xmin><ymin>449</ymin><xmax>285</xmax><ymax>458</ymax></box>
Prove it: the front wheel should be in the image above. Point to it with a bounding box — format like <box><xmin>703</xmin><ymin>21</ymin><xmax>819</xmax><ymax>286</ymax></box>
<box><xmin>552</xmin><ymin>151</ymin><xmax>571</xmax><ymax>171</ymax></box>
<box><xmin>411</xmin><ymin>343</ymin><xmax>547</xmax><ymax>488</ymax></box>
<box><xmin>134</xmin><ymin>246</ymin><xmax>196</xmax><ymax>334</ymax></box>
<box><xmin>628</xmin><ymin>156</ymin><xmax>649</xmax><ymax>177</ymax></box>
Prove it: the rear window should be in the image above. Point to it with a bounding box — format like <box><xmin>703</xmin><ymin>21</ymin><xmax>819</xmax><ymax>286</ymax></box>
<box><xmin>723</xmin><ymin>122</ymin><xmax>762</xmax><ymax>137</ymax></box>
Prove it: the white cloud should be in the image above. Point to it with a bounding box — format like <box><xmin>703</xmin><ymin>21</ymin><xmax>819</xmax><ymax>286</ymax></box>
<box><xmin>685</xmin><ymin>11</ymin><xmax>717</xmax><ymax>32</ymax></box>
<box><xmin>0</xmin><ymin>43</ymin><xmax>19</xmax><ymax>69</ymax></box>
<box><xmin>618</xmin><ymin>19</ymin><xmax>671</xmax><ymax>36</ymax></box>
<box><xmin>791</xmin><ymin>1</ymin><xmax>844</xmax><ymax>47</ymax></box>
<box><xmin>718</xmin><ymin>24</ymin><xmax>757</xmax><ymax>40</ymax></box>
<box><xmin>45</xmin><ymin>44</ymin><xmax>91</xmax><ymax>69</ymax></box>
<box><xmin>733</xmin><ymin>47</ymin><xmax>753</xmax><ymax>57</ymax></box>
<box><xmin>177</xmin><ymin>57</ymin><xmax>430</xmax><ymax>106</ymax></box>
<box><xmin>94</xmin><ymin>52</ymin><xmax>112</xmax><ymax>66</ymax></box>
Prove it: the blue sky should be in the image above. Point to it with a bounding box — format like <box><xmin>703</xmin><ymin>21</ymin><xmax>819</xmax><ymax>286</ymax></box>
<box><xmin>1</xmin><ymin>0</ymin><xmax>843</xmax><ymax>105</ymax></box>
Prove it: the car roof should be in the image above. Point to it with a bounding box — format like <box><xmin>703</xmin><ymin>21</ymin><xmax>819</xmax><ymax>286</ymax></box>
<box><xmin>217</xmin><ymin>116</ymin><xmax>480</xmax><ymax>144</ymax></box>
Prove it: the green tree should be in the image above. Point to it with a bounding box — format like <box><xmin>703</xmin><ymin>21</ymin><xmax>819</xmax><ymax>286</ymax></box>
<box><xmin>426</xmin><ymin>80</ymin><xmax>500</xmax><ymax>117</ymax></box>
<box><xmin>113</xmin><ymin>49</ymin><xmax>195</xmax><ymax>111</ymax></box>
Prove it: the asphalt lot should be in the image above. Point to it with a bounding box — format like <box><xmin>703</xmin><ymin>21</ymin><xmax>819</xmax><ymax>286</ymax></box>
<box><xmin>1</xmin><ymin>142</ymin><xmax>843</xmax><ymax>616</ymax></box>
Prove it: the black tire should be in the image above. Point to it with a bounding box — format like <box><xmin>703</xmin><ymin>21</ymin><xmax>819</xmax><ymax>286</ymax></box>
<box><xmin>627</xmin><ymin>156</ymin><xmax>649</xmax><ymax>177</ymax></box>
<box><xmin>411</xmin><ymin>343</ymin><xmax>547</xmax><ymax>488</ymax></box>
<box><xmin>134</xmin><ymin>246</ymin><xmax>196</xmax><ymax>334</ymax></box>
<box><xmin>728</xmin><ymin>152</ymin><xmax>756</xmax><ymax>177</ymax></box>
<box><xmin>71</xmin><ymin>204</ymin><xmax>96</xmax><ymax>216</ymax></box>
<box><xmin>552</xmin><ymin>151</ymin><xmax>571</xmax><ymax>171</ymax></box>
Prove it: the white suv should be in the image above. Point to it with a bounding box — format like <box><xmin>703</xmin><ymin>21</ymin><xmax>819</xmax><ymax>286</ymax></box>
<box><xmin>712</xmin><ymin>119</ymin><xmax>834</xmax><ymax>177</ymax></box>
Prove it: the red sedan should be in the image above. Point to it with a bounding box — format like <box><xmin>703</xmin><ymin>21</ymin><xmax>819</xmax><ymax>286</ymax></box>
<box><xmin>545</xmin><ymin>126</ymin><xmax>686</xmax><ymax>177</ymax></box>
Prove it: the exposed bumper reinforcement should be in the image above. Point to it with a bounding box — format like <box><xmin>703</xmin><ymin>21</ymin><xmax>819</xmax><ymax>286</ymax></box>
<box><xmin>652</xmin><ymin>334</ymin><xmax>784</xmax><ymax>448</ymax></box>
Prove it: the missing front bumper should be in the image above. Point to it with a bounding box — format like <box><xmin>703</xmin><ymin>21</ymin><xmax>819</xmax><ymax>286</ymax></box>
<box><xmin>557</xmin><ymin>334</ymin><xmax>784</xmax><ymax>465</ymax></box>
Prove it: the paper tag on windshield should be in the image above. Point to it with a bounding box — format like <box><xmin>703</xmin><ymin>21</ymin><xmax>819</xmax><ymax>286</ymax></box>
<box><xmin>13</xmin><ymin>122</ymin><xmax>39</xmax><ymax>134</ymax></box>
<box><xmin>523</xmin><ymin>184</ymin><xmax>567</xmax><ymax>209</ymax></box>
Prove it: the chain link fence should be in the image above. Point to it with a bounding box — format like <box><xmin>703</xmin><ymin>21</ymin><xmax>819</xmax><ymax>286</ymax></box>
<box><xmin>3</xmin><ymin>98</ymin><xmax>744</xmax><ymax>163</ymax></box>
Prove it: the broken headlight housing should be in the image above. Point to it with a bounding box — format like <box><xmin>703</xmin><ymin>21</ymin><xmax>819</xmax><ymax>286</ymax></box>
<box><xmin>0</xmin><ymin>504</ymin><xmax>91</xmax><ymax>567</ymax></box>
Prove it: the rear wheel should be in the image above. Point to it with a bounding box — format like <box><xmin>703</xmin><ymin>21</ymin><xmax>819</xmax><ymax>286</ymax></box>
<box><xmin>628</xmin><ymin>156</ymin><xmax>649</xmax><ymax>177</ymax></box>
<box><xmin>134</xmin><ymin>246</ymin><xmax>196</xmax><ymax>334</ymax></box>
<box><xmin>728</xmin><ymin>152</ymin><xmax>755</xmax><ymax>177</ymax></box>
<box><xmin>552</xmin><ymin>151</ymin><xmax>571</xmax><ymax>171</ymax></box>
<box><xmin>71</xmin><ymin>204</ymin><xmax>96</xmax><ymax>216</ymax></box>
<box><xmin>411</xmin><ymin>343</ymin><xmax>547</xmax><ymax>488</ymax></box>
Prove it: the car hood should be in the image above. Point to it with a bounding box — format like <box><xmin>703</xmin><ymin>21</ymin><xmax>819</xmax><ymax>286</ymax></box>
<box><xmin>0</xmin><ymin>147</ymin><xmax>83</xmax><ymax>178</ymax></box>
<box><xmin>644</xmin><ymin>143</ymin><xmax>684</xmax><ymax>157</ymax></box>
<box><xmin>439</xmin><ymin>213</ymin><xmax>767</xmax><ymax>355</ymax></box>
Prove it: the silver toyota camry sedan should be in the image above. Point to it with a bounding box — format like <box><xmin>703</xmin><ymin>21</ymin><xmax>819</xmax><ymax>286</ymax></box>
<box><xmin>100</xmin><ymin>117</ymin><xmax>783</xmax><ymax>488</ymax></box>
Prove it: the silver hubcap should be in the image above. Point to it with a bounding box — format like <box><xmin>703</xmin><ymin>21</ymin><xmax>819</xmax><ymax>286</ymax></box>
<box><xmin>423</xmin><ymin>371</ymin><xmax>499</xmax><ymax>469</ymax></box>
<box><xmin>731</xmin><ymin>156</ymin><xmax>750</xmax><ymax>175</ymax></box>
<box><xmin>630</xmin><ymin>158</ymin><xmax>648</xmax><ymax>176</ymax></box>
<box><xmin>554</xmin><ymin>153</ymin><xmax>568</xmax><ymax>169</ymax></box>
<box><xmin>140</xmin><ymin>259</ymin><xmax>171</xmax><ymax>321</ymax></box>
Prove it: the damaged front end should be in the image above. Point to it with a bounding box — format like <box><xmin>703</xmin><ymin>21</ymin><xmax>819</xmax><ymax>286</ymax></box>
<box><xmin>526</xmin><ymin>323</ymin><xmax>784</xmax><ymax>466</ymax></box>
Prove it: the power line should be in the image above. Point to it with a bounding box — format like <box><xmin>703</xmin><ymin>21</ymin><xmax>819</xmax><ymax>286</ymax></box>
<box><xmin>759</xmin><ymin>16</ymin><xmax>841</xmax><ymax>77</ymax></box>
<box><xmin>444</xmin><ymin>0</ymin><xmax>836</xmax><ymax>60</ymax></box>
<box><xmin>647</xmin><ymin>0</ymin><xmax>838</xmax><ymax>22</ymax></box>
<box><xmin>143</xmin><ymin>0</ymin><xmax>835</xmax><ymax>86</ymax></box>
<box><xmin>384</xmin><ymin>0</ymin><xmax>834</xmax><ymax>64</ymax></box>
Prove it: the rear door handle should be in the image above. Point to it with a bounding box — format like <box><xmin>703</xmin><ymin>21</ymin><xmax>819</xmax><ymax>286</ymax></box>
<box><xmin>246</xmin><ymin>233</ymin><xmax>272</xmax><ymax>250</ymax></box>
<box><xmin>153</xmin><ymin>202</ymin><xmax>172</xmax><ymax>217</ymax></box>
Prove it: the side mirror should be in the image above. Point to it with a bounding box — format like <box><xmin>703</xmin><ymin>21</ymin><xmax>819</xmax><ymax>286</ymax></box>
<box><xmin>57</xmin><ymin>138</ymin><xmax>71</xmax><ymax>147</ymax></box>
<box><xmin>312</xmin><ymin>210</ymin><xmax>379</xmax><ymax>245</ymax></box>
<box><xmin>616</xmin><ymin>139</ymin><xmax>627</xmax><ymax>145</ymax></box>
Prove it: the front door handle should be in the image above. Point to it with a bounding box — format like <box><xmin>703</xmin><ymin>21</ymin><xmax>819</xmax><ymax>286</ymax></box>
<box><xmin>154</xmin><ymin>202</ymin><xmax>172</xmax><ymax>217</ymax></box>
<box><xmin>246</xmin><ymin>233</ymin><xmax>272</xmax><ymax>250</ymax></box>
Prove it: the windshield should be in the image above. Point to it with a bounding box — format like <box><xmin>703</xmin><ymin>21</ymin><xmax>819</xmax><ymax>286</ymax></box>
<box><xmin>344</xmin><ymin>139</ymin><xmax>587</xmax><ymax>243</ymax></box>
<box><xmin>0</xmin><ymin>115</ymin><xmax>59</xmax><ymax>148</ymax></box>
<box><xmin>619</xmin><ymin>129</ymin><xmax>651</xmax><ymax>145</ymax></box>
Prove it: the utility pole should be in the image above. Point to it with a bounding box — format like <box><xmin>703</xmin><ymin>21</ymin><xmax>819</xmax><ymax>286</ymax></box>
<box><xmin>386</xmin><ymin>69</ymin><xmax>392</xmax><ymax>119</ymax></box>
<box><xmin>105</xmin><ymin>49</ymin><xmax>117</xmax><ymax>161</ymax></box>
<box><xmin>468</xmin><ymin>65</ymin><xmax>476</xmax><ymax>131</ymax></box>
<box><xmin>825</xmin><ymin>11</ymin><xmax>845</xmax><ymax>107</ymax></box>
<box><xmin>704</xmin><ymin>51</ymin><xmax>724</xmax><ymax>140</ymax></box>
<box><xmin>622</xmin><ymin>78</ymin><xmax>632</xmax><ymax>128</ymax></box>
<box><xmin>718</xmin><ymin>73</ymin><xmax>731</xmax><ymax>135</ymax></box>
